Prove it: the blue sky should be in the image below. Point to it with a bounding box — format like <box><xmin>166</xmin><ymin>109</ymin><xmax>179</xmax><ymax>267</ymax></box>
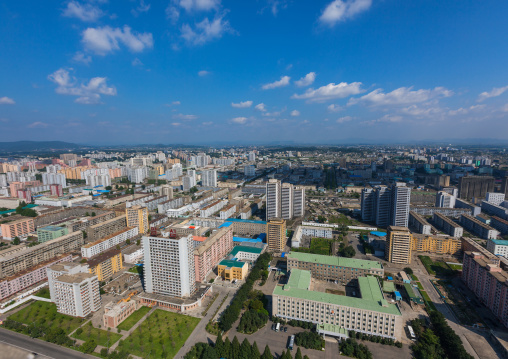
<box><xmin>1</xmin><ymin>0</ymin><xmax>508</xmax><ymax>145</ymax></box>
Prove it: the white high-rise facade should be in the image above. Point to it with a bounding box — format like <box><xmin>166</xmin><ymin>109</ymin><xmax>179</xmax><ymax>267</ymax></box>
<box><xmin>183</xmin><ymin>176</ymin><xmax>196</xmax><ymax>191</ymax></box>
<box><xmin>143</xmin><ymin>234</ymin><xmax>196</xmax><ymax>297</ymax></box>
<box><xmin>390</xmin><ymin>183</ymin><xmax>411</xmax><ymax>227</ymax></box>
<box><xmin>201</xmin><ymin>170</ymin><xmax>217</xmax><ymax>187</ymax></box>
<box><xmin>248</xmin><ymin>152</ymin><xmax>256</xmax><ymax>162</ymax></box>
<box><xmin>244</xmin><ymin>165</ymin><xmax>256</xmax><ymax>177</ymax></box>
<box><xmin>266</xmin><ymin>179</ymin><xmax>281</xmax><ymax>220</ymax></box>
<box><xmin>266</xmin><ymin>179</ymin><xmax>305</xmax><ymax>220</ymax></box>
<box><xmin>85</xmin><ymin>174</ymin><xmax>111</xmax><ymax>188</ymax></box>
<box><xmin>435</xmin><ymin>191</ymin><xmax>456</xmax><ymax>208</ymax></box>
<box><xmin>486</xmin><ymin>192</ymin><xmax>506</xmax><ymax>206</ymax></box>
<box><xmin>361</xmin><ymin>184</ymin><xmax>411</xmax><ymax>227</ymax></box>
<box><xmin>42</xmin><ymin>173</ymin><xmax>67</xmax><ymax>188</ymax></box>
<box><xmin>127</xmin><ymin>166</ymin><xmax>148</xmax><ymax>183</ymax></box>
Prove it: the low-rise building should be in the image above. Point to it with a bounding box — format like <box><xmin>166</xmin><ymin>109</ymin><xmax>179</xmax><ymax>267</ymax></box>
<box><xmin>433</xmin><ymin>212</ymin><xmax>464</xmax><ymax>238</ymax></box>
<box><xmin>487</xmin><ymin>239</ymin><xmax>508</xmax><ymax>258</ymax></box>
<box><xmin>411</xmin><ymin>234</ymin><xmax>461</xmax><ymax>255</ymax></box>
<box><xmin>217</xmin><ymin>260</ymin><xmax>248</xmax><ymax>282</ymax></box>
<box><xmin>103</xmin><ymin>299</ymin><xmax>138</xmax><ymax>328</ymax></box>
<box><xmin>491</xmin><ymin>216</ymin><xmax>508</xmax><ymax>235</ymax></box>
<box><xmin>225</xmin><ymin>218</ymin><xmax>267</xmax><ymax>237</ymax></box>
<box><xmin>219</xmin><ymin>204</ymin><xmax>236</xmax><ymax>220</ymax></box>
<box><xmin>123</xmin><ymin>245</ymin><xmax>143</xmax><ymax>264</ymax></box>
<box><xmin>408</xmin><ymin>211</ymin><xmax>432</xmax><ymax>235</ymax></box>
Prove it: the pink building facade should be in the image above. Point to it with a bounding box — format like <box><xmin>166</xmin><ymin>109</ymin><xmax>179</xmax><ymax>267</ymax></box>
<box><xmin>193</xmin><ymin>226</ymin><xmax>233</xmax><ymax>282</ymax></box>
<box><xmin>0</xmin><ymin>254</ymin><xmax>72</xmax><ymax>300</ymax></box>
<box><xmin>462</xmin><ymin>251</ymin><xmax>508</xmax><ymax>327</ymax></box>
<box><xmin>50</xmin><ymin>184</ymin><xmax>64</xmax><ymax>197</ymax></box>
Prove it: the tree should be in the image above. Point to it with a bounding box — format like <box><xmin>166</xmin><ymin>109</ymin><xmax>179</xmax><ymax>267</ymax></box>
<box><xmin>412</xmin><ymin>329</ymin><xmax>445</xmax><ymax>359</ymax></box>
<box><xmin>215</xmin><ymin>332</ymin><xmax>225</xmax><ymax>358</ymax></box>
<box><xmin>91</xmin><ymin>212</ymin><xmax>96</xmax><ymax>217</ymax></box>
<box><xmin>224</xmin><ymin>337</ymin><xmax>231</xmax><ymax>358</ymax></box>
<box><xmin>85</xmin><ymin>212</ymin><xmax>90</xmax><ymax>216</ymax></box>
<box><xmin>136</xmin><ymin>239</ymin><xmax>141</xmax><ymax>246</ymax></box>
<box><xmin>116</xmin><ymin>244</ymin><xmax>121</xmax><ymax>250</ymax></box>
<box><xmin>231</xmin><ymin>336</ymin><xmax>241</xmax><ymax>359</ymax></box>
<box><xmin>240</xmin><ymin>338</ymin><xmax>251</xmax><ymax>359</ymax></box>
<box><xmin>141</xmin><ymin>185</ymin><xmax>146</xmax><ymax>190</ymax></box>
<box><xmin>12</xmin><ymin>237</ymin><xmax>20</xmax><ymax>245</ymax></box>
<box><xmin>251</xmin><ymin>341</ymin><xmax>261</xmax><ymax>359</ymax></box>
<box><xmin>126</xmin><ymin>239</ymin><xmax>131</xmax><ymax>245</ymax></box>
<box><xmin>261</xmin><ymin>345</ymin><xmax>272</xmax><ymax>359</ymax></box>
<box><xmin>404</xmin><ymin>267</ymin><xmax>414</xmax><ymax>275</ymax></box>
<box><xmin>341</xmin><ymin>245</ymin><xmax>356</xmax><ymax>258</ymax></box>
<box><xmin>82</xmin><ymin>230</ymin><xmax>87</xmax><ymax>239</ymax></box>
<box><xmin>295</xmin><ymin>347</ymin><xmax>303</xmax><ymax>359</ymax></box>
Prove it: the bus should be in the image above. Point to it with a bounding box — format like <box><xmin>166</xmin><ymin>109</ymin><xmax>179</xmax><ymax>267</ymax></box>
<box><xmin>407</xmin><ymin>325</ymin><xmax>416</xmax><ymax>341</ymax></box>
<box><xmin>288</xmin><ymin>335</ymin><xmax>295</xmax><ymax>350</ymax></box>
<box><xmin>275</xmin><ymin>323</ymin><xmax>280</xmax><ymax>332</ymax></box>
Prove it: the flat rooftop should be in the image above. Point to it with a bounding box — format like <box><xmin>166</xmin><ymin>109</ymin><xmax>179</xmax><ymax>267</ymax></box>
<box><xmin>38</xmin><ymin>225</ymin><xmax>66</xmax><ymax>232</ymax></box>
<box><xmin>56</xmin><ymin>272</ymin><xmax>95</xmax><ymax>284</ymax></box>
<box><xmin>286</xmin><ymin>252</ymin><xmax>383</xmax><ymax>270</ymax></box>
<box><xmin>229</xmin><ymin>245</ymin><xmax>262</xmax><ymax>257</ymax></box>
<box><xmin>219</xmin><ymin>259</ymin><xmax>246</xmax><ymax>268</ymax></box>
<box><xmin>274</xmin><ymin>269</ymin><xmax>400</xmax><ymax>316</ymax></box>
<box><xmin>225</xmin><ymin>218</ymin><xmax>267</xmax><ymax>225</ymax></box>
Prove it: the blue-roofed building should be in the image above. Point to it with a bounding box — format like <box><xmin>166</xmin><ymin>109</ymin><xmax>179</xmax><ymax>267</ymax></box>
<box><xmin>233</xmin><ymin>236</ymin><xmax>263</xmax><ymax>244</ymax></box>
<box><xmin>37</xmin><ymin>225</ymin><xmax>68</xmax><ymax>243</ymax></box>
<box><xmin>487</xmin><ymin>238</ymin><xmax>508</xmax><ymax>258</ymax></box>
<box><xmin>225</xmin><ymin>218</ymin><xmax>267</xmax><ymax>237</ymax></box>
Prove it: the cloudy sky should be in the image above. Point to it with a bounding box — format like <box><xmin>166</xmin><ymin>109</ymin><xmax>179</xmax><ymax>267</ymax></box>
<box><xmin>1</xmin><ymin>0</ymin><xmax>508</xmax><ymax>145</ymax></box>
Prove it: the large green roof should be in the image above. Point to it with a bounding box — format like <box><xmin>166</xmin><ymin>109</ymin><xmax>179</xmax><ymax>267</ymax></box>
<box><xmin>286</xmin><ymin>268</ymin><xmax>311</xmax><ymax>290</ymax></box>
<box><xmin>286</xmin><ymin>252</ymin><xmax>383</xmax><ymax>270</ymax></box>
<box><xmin>273</xmin><ymin>270</ymin><xmax>400</xmax><ymax>316</ymax></box>
<box><xmin>229</xmin><ymin>245</ymin><xmax>263</xmax><ymax>256</ymax></box>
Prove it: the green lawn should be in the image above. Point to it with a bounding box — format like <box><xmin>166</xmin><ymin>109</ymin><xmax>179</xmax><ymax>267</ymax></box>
<box><xmin>34</xmin><ymin>287</ymin><xmax>51</xmax><ymax>299</ymax></box>
<box><xmin>72</xmin><ymin>321</ymin><xmax>122</xmax><ymax>347</ymax></box>
<box><xmin>309</xmin><ymin>238</ymin><xmax>333</xmax><ymax>255</ymax></box>
<box><xmin>419</xmin><ymin>256</ymin><xmax>455</xmax><ymax>277</ymax></box>
<box><xmin>117</xmin><ymin>306</ymin><xmax>151</xmax><ymax>331</ymax></box>
<box><xmin>118</xmin><ymin>309</ymin><xmax>199</xmax><ymax>359</ymax></box>
<box><xmin>447</xmin><ymin>263</ymin><xmax>463</xmax><ymax>271</ymax></box>
<box><xmin>9</xmin><ymin>301</ymin><xmax>83</xmax><ymax>334</ymax></box>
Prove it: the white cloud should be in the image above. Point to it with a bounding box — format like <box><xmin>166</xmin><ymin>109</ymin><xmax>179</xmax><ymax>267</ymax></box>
<box><xmin>336</xmin><ymin>116</ymin><xmax>352</xmax><ymax>123</ymax></box>
<box><xmin>171</xmin><ymin>122</ymin><xmax>181</xmax><ymax>126</ymax></box>
<box><xmin>166</xmin><ymin>101</ymin><xmax>181</xmax><ymax>106</ymax></box>
<box><xmin>262</xmin><ymin>76</ymin><xmax>291</xmax><ymax>90</ymax></box>
<box><xmin>0</xmin><ymin>97</ymin><xmax>15</xmax><ymax>105</ymax></box>
<box><xmin>448</xmin><ymin>104</ymin><xmax>485</xmax><ymax>116</ymax></box>
<box><xmin>62</xmin><ymin>1</ymin><xmax>103</xmax><ymax>22</ymax></box>
<box><xmin>478</xmin><ymin>85</ymin><xmax>508</xmax><ymax>102</ymax></box>
<box><xmin>255</xmin><ymin>103</ymin><xmax>267</xmax><ymax>112</ymax></box>
<box><xmin>178</xmin><ymin>0</ymin><xmax>221</xmax><ymax>12</ymax></box>
<box><xmin>231</xmin><ymin>116</ymin><xmax>248</xmax><ymax>124</ymax></box>
<box><xmin>319</xmin><ymin>0</ymin><xmax>372</xmax><ymax>26</ymax></box>
<box><xmin>292</xmin><ymin>82</ymin><xmax>364</xmax><ymax>102</ymax></box>
<box><xmin>290</xmin><ymin>110</ymin><xmax>300</xmax><ymax>116</ymax></box>
<box><xmin>28</xmin><ymin>121</ymin><xmax>49</xmax><ymax>128</ymax></box>
<box><xmin>349</xmin><ymin>86</ymin><xmax>452</xmax><ymax>106</ymax></box>
<box><xmin>364</xmin><ymin>114</ymin><xmax>403</xmax><ymax>126</ymax></box>
<box><xmin>47</xmin><ymin>68</ymin><xmax>117</xmax><ymax>105</ymax></box>
<box><xmin>300</xmin><ymin>120</ymin><xmax>310</xmax><ymax>124</ymax></box>
<box><xmin>82</xmin><ymin>26</ymin><xmax>154</xmax><ymax>55</ymax></box>
<box><xmin>294</xmin><ymin>72</ymin><xmax>316</xmax><ymax>87</ymax></box>
<box><xmin>173</xmin><ymin>113</ymin><xmax>198</xmax><ymax>120</ymax></box>
<box><xmin>181</xmin><ymin>14</ymin><xmax>232</xmax><ymax>45</ymax></box>
<box><xmin>262</xmin><ymin>109</ymin><xmax>284</xmax><ymax>117</ymax></box>
<box><xmin>502</xmin><ymin>104</ymin><xmax>508</xmax><ymax>112</ymax></box>
<box><xmin>327</xmin><ymin>104</ymin><xmax>343</xmax><ymax>112</ymax></box>
<box><xmin>231</xmin><ymin>101</ymin><xmax>253</xmax><ymax>108</ymax></box>
<box><xmin>202</xmin><ymin>121</ymin><xmax>213</xmax><ymax>125</ymax></box>
<box><xmin>166</xmin><ymin>5</ymin><xmax>180</xmax><ymax>23</ymax></box>
<box><xmin>72</xmin><ymin>52</ymin><xmax>92</xmax><ymax>65</ymax></box>
<box><xmin>131</xmin><ymin>0</ymin><xmax>151</xmax><ymax>17</ymax></box>
<box><xmin>198</xmin><ymin>70</ymin><xmax>210</xmax><ymax>76</ymax></box>
<box><xmin>132</xmin><ymin>58</ymin><xmax>143</xmax><ymax>66</ymax></box>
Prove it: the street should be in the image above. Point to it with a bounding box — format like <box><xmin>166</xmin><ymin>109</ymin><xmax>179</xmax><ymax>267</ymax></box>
<box><xmin>0</xmin><ymin>328</ymin><xmax>95</xmax><ymax>359</ymax></box>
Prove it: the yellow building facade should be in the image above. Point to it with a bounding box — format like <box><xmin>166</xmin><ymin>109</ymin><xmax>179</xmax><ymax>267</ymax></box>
<box><xmin>88</xmin><ymin>249</ymin><xmax>123</xmax><ymax>281</ymax></box>
<box><xmin>217</xmin><ymin>260</ymin><xmax>248</xmax><ymax>282</ymax></box>
<box><xmin>126</xmin><ymin>205</ymin><xmax>149</xmax><ymax>234</ymax></box>
<box><xmin>267</xmin><ymin>219</ymin><xmax>286</xmax><ymax>252</ymax></box>
<box><xmin>411</xmin><ymin>235</ymin><xmax>461</xmax><ymax>255</ymax></box>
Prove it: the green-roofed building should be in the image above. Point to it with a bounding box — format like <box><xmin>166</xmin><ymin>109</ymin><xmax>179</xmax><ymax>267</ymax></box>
<box><xmin>37</xmin><ymin>226</ymin><xmax>68</xmax><ymax>243</ymax></box>
<box><xmin>286</xmin><ymin>251</ymin><xmax>384</xmax><ymax>285</ymax></box>
<box><xmin>272</xmin><ymin>269</ymin><xmax>402</xmax><ymax>340</ymax></box>
<box><xmin>218</xmin><ymin>259</ymin><xmax>248</xmax><ymax>282</ymax></box>
<box><xmin>228</xmin><ymin>245</ymin><xmax>263</xmax><ymax>261</ymax></box>
<box><xmin>383</xmin><ymin>281</ymin><xmax>396</xmax><ymax>293</ymax></box>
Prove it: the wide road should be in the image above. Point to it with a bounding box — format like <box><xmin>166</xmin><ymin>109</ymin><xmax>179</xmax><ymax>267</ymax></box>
<box><xmin>0</xmin><ymin>328</ymin><xmax>94</xmax><ymax>359</ymax></box>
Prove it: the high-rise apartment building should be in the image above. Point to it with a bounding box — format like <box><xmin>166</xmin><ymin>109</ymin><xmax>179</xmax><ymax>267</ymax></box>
<box><xmin>244</xmin><ymin>165</ymin><xmax>256</xmax><ymax>177</ymax></box>
<box><xmin>42</xmin><ymin>172</ymin><xmax>67</xmax><ymax>188</ymax></box>
<box><xmin>385</xmin><ymin>226</ymin><xmax>412</xmax><ymax>264</ymax></box>
<box><xmin>126</xmin><ymin>205</ymin><xmax>149</xmax><ymax>234</ymax></box>
<box><xmin>390</xmin><ymin>183</ymin><xmax>411</xmax><ymax>227</ymax></box>
<box><xmin>485</xmin><ymin>192</ymin><xmax>506</xmax><ymax>206</ymax></box>
<box><xmin>458</xmin><ymin>176</ymin><xmax>495</xmax><ymax>201</ymax></box>
<box><xmin>266</xmin><ymin>179</ymin><xmax>281</xmax><ymax>220</ymax></box>
<box><xmin>267</xmin><ymin>219</ymin><xmax>286</xmax><ymax>252</ymax></box>
<box><xmin>435</xmin><ymin>191</ymin><xmax>456</xmax><ymax>208</ymax></box>
<box><xmin>266</xmin><ymin>179</ymin><xmax>305</xmax><ymax>220</ymax></box>
<box><xmin>50</xmin><ymin>184</ymin><xmax>64</xmax><ymax>197</ymax></box>
<box><xmin>160</xmin><ymin>184</ymin><xmax>173</xmax><ymax>200</ymax></box>
<box><xmin>47</xmin><ymin>262</ymin><xmax>101</xmax><ymax>317</ymax></box>
<box><xmin>201</xmin><ymin>170</ymin><xmax>217</xmax><ymax>187</ymax></box>
<box><xmin>182</xmin><ymin>176</ymin><xmax>196</xmax><ymax>191</ymax></box>
<box><xmin>502</xmin><ymin>177</ymin><xmax>508</xmax><ymax>197</ymax></box>
<box><xmin>143</xmin><ymin>233</ymin><xmax>196</xmax><ymax>297</ymax></box>
<box><xmin>248</xmin><ymin>152</ymin><xmax>256</xmax><ymax>162</ymax></box>
<box><xmin>361</xmin><ymin>183</ymin><xmax>410</xmax><ymax>228</ymax></box>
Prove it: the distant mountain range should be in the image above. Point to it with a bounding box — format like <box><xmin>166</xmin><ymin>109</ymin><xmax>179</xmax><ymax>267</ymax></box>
<box><xmin>0</xmin><ymin>141</ymin><xmax>84</xmax><ymax>152</ymax></box>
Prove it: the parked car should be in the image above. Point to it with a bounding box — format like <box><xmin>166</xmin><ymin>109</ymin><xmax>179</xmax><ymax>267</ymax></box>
<box><xmin>272</xmin><ymin>324</ymin><xmax>276</xmax><ymax>331</ymax></box>
<box><xmin>284</xmin><ymin>327</ymin><xmax>288</xmax><ymax>332</ymax></box>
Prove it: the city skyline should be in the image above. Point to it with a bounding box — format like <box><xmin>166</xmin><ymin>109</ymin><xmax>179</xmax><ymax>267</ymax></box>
<box><xmin>1</xmin><ymin>1</ymin><xmax>508</xmax><ymax>145</ymax></box>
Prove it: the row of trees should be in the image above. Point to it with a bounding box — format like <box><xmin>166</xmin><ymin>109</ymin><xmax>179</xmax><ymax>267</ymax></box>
<box><xmin>15</xmin><ymin>201</ymin><xmax>37</xmax><ymax>217</ymax></box>
<box><xmin>4</xmin><ymin>319</ymin><xmax>74</xmax><ymax>347</ymax></box>
<box><xmin>339</xmin><ymin>338</ymin><xmax>373</xmax><ymax>359</ymax></box>
<box><xmin>272</xmin><ymin>318</ymin><xmax>314</xmax><ymax>330</ymax></box>
<box><xmin>185</xmin><ymin>334</ymin><xmax>311</xmax><ymax>359</ymax></box>
<box><xmin>428</xmin><ymin>311</ymin><xmax>474</xmax><ymax>359</ymax></box>
<box><xmin>218</xmin><ymin>252</ymin><xmax>271</xmax><ymax>331</ymax></box>
<box><xmin>294</xmin><ymin>331</ymin><xmax>325</xmax><ymax>350</ymax></box>
<box><xmin>348</xmin><ymin>330</ymin><xmax>403</xmax><ymax>347</ymax></box>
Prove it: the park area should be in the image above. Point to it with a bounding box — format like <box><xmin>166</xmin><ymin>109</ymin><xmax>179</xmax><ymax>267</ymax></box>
<box><xmin>115</xmin><ymin>309</ymin><xmax>200</xmax><ymax>358</ymax></box>
<box><xmin>117</xmin><ymin>306</ymin><xmax>151</xmax><ymax>331</ymax></box>
<box><xmin>292</xmin><ymin>237</ymin><xmax>333</xmax><ymax>255</ymax></box>
<box><xmin>71</xmin><ymin>321</ymin><xmax>122</xmax><ymax>347</ymax></box>
<box><xmin>9</xmin><ymin>301</ymin><xmax>83</xmax><ymax>334</ymax></box>
<box><xmin>419</xmin><ymin>255</ymin><xmax>456</xmax><ymax>277</ymax></box>
<box><xmin>435</xmin><ymin>279</ymin><xmax>485</xmax><ymax>326</ymax></box>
